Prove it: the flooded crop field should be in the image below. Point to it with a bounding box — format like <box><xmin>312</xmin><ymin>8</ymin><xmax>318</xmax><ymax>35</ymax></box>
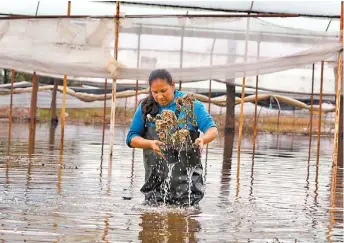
<box><xmin>0</xmin><ymin>122</ymin><xmax>343</xmax><ymax>242</ymax></box>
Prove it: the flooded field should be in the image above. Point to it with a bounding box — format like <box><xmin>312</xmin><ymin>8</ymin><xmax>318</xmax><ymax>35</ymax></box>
<box><xmin>0</xmin><ymin>122</ymin><xmax>343</xmax><ymax>242</ymax></box>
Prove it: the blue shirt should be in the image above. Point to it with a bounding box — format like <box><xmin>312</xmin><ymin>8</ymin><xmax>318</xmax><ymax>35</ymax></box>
<box><xmin>126</xmin><ymin>90</ymin><xmax>216</xmax><ymax>147</ymax></box>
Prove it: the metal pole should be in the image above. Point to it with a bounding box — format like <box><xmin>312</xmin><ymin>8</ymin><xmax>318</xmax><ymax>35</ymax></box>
<box><xmin>135</xmin><ymin>25</ymin><xmax>141</xmax><ymax>107</ymax></box>
<box><xmin>109</xmin><ymin>1</ymin><xmax>120</xmax><ymax>157</ymax></box>
<box><xmin>308</xmin><ymin>64</ymin><xmax>315</xmax><ymax>161</ymax></box>
<box><xmin>316</xmin><ymin>61</ymin><xmax>325</xmax><ymax>165</ymax></box>
<box><xmin>59</xmin><ymin>1</ymin><xmax>71</xmax><ymax>153</ymax></box>
<box><xmin>252</xmin><ymin>40</ymin><xmax>261</xmax><ymax>154</ymax></box>
<box><xmin>179</xmin><ymin>25</ymin><xmax>185</xmax><ymax>91</ymax></box>
<box><xmin>208</xmin><ymin>80</ymin><xmax>212</xmax><ymax>112</ymax></box>
<box><xmin>0</xmin><ymin>13</ymin><xmax>300</xmax><ymax>20</ymax></box>
<box><xmin>123</xmin><ymin>13</ymin><xmax>299</xmax><ymax>18</ymax></box>
<box><xmin>124</xmin><ymin>97</ymin><xmax>128</xmax><ymax>120</ymax></box>
<box><xmin>7</xmin><ymin>69</ymin><xmax>15</xmax><ymax>156</ymax></box>
<box><xmin>101</xmin><ymin>78</ymin><xmax>108</xmax><ymax>153</ymax></box>
<box><xmin>208</xmin><ymin>38</ymin><xmax>216</xmax><ymax>113</ymax></box>
<box><xmin>204</xmin><ymin>39</ymin><xmax>216</xmax><ymax>167</ymax></box>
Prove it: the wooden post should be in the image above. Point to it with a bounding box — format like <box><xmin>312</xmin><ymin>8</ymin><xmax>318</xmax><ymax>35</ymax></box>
<box><xmin>28</xmin><ymin>0</ymin><xmax>40</xmax><ymax>156</ymax></box>
<box><xmin>109</xmin><ymin>1</ymin><xmax>120</xmax><ymax>157</ymax></box>
<box><xmin>60</xmin><ymin>75</ymin><xmax>68</xmax><ymax>150</ymax></box>
<box><xmin>308</xmin><ymin>64</ymin><xmax>315</xmax><ymax>161</ymax></box>
<box><xmin>7</xmin><ymin>69</ymin><xmax>15</xmax><ymax>156</ymax></box>
<box><xmin>224</xmin><ymin>83</ymin><xmax>235</xmax><ymax>162</ymax></box>
<box><xmin>333</xmin><ymin>1</ymin><xmax>343</xmax><ymax>166</ymax></box>
<box><xmin>30</xmin><ymin>72</ymin><xmax>38</xmax><ymax>131</ymax></box>
<box><xmin>328</xmin><ymin>5</ymin><xmax>344</xmax><ymax>235</ymax></box>
<box><xmin>57</xmin><ymin>0</ymin><xmax>70</xmax><ymax>193</ymax></box>
<box><xmin>237</xmin><ymin>16</ymin><xmax>251</xmax><ymax>166</ymax></box>
<box><xmin>338</xmin><ymin>96</ymin><xmax>343</xmax><ymax>167</ymax></box>
<box><xmin>316</xmin><ymin>61</ymin><xmax>325</xmax><ymax>165</ymax></box>
<box><xmin>28</xmin><ymin>73</ymin><xmax>38</xmax><ymax>157</ymax></box>
<box><xmin>50</xmin><ymin>79</ymin><xmax>58</xmax><ymax>124</ymax></box>
<box><xmin>59</xmin><ymin>1</ymin><xmax>71</xmax><ymax>153</ymax></box>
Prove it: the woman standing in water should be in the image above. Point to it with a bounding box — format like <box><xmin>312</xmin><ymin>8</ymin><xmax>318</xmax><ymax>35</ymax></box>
<box><xmin>126</xmin><ymin>69</ymin><xmax>218</xmax><ymax>206</ymax></box>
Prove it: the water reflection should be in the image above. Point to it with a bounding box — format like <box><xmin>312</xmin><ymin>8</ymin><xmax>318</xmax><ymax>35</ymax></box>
<box><xmin>101</xmin><ymin>214</ymin><xmax>111</xmax><ymax>243</ymax></box>
<box><xmin>220</xmin><ymin>131</ymin><xmax>234</xmax><ymax>204</ymax></box>
<box><xmin>138</xmin><ymin>211</ymin><xmax>201</xmax><ymax>242</ymax></box>
<box><xmin>49</xmin><ymin>123</ymin><xmax>57</xmax><ymax>152</ymax></box>
<box><xmin>28</xmin><ymin>123</ymin><xmax>36</xmax><ymax>156</ymax></box>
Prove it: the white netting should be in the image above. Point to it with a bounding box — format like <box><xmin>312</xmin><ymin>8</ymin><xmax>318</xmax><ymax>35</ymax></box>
<box><xmin>0</xmin><ymin>18</ymin><xmax>115</xmax><ymax>78</ymax></box>
<box><xmin>0</xmin><ymin>16</ymin><xmax>341</xmax><ymax>92</ymax></box>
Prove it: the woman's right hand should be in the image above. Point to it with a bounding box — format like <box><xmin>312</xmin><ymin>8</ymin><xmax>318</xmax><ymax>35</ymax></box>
<box><xmin>150</xmin><ymin>140</ymin><xmax>165</xmax><ymax>158</ymax></box>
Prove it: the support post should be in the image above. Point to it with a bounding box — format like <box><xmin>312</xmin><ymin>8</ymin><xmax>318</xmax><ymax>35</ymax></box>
<box><xmin>208</xmin><ymin>38</ymin><xmax>216</xmax><ymax>113</ymax></box>
<box><xmin>109</xmin><ymin>1</ymin><xmax>120</xmax><ymax>157</ymax></box>
<box><xmin>224</xmin><ymin>82</ymin><xmax>236</xmax><ymax>163</ymax></box>
<box><xmin>252</xmin><ymin>40</ymin><xmax>261</xmax><ymax>153</ymax></box>
<box><xmin>101</xmin><ymin>78</ymin><xmax>108</xmax><ymax>153</ymax></box>
<box><xmin>135</xmin><ymin>25</ymin><xmax>142</xmax><ymax>107</ymax></box>
<box><xmin>29</xmin><ymin>72</ymin><xmax>38</xmax><ymax>156</ymax></box>
<box><xmin>50</xmin><ymin>79</ymin><xmax>58</xmax><ymax>124</ymax></box>
<box><xmin>30</xmin><ymin>72</ymin><xmax>38</xmax><ymax>131</ymax></box>
<box><xmin>333</xmin><ymin>1</ymin><xmax>343</xmax><ymax>166</ymax></box>
<box><xmin>308</xmin><ymin>64</ymin><xmax>315</xmax><ymax>161</ymax></box>
<box><xmin>7</xmin><ymin>69</ymin><xmax>15</xmax><ymax>156</ymax></box>
<box><xmin>59</xmin><ymin>1</ymin><xmax>71</xmax><ymax>153</ymax></box>
<box><xmin>316</xmin><ymin>61</ymin><xmax>325</xmax><ymax>165</ymax></box>
<box><xmin>237</xmin><ymin>16</ymin><xmax>251</xmax><ymax>172</ymax></box>
<box><xmin>178</xmin><ymin>25</ymin><xmax>185</xmax><ymax>91</ymax></box>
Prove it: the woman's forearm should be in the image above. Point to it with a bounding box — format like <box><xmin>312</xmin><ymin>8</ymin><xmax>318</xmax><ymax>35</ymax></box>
<box><xmin>202</xmin><ymin>127</ymin><xmax>218</xmax><ymax>145</ymax></box>
<box><xmin>130</xmin><ymin>136</ymin><xmax>153</xmax><ymax>149</ymax></box>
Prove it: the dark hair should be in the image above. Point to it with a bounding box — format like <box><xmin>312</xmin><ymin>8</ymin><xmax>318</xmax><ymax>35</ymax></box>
<box><xmin>141</xmin><ymin>69</ymin><xmax>173</xmax><ymax>123</ymax></box>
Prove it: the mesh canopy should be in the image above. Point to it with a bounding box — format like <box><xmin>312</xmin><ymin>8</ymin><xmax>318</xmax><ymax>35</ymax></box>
<box><xmin>0</xmin><ymin>16</ymin><xmax>341</xmax><ymax>94</ymax></box>
<box><xmin>0</xmin><ymin>18</ymin><xmax>114</xmax><ymax>78</ymax></box>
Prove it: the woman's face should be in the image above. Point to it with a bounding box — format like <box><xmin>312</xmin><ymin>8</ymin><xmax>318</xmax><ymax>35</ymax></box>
<box><xmin>150</xmin><ymin>78</ymin><xmax>175</xmax><ymax>106</ymax></box>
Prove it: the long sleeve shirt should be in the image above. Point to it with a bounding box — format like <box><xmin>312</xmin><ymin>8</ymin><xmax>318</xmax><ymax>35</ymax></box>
<box><xmin>126</xmin><ymin>90</ymin><xmax>216</xmax><ymax>147</ymax></box>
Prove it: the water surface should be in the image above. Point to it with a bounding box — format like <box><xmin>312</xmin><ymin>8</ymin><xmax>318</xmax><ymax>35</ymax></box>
<box><xmin>0</xmin><ymin>122</ymin><xmax>342</xmax><ymax>242</ymax></box>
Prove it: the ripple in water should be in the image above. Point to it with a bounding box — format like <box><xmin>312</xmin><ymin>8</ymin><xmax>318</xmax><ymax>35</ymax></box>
<box><xmin>0</xmin><ymin>122</ymin><xmax>342</xmax><ymax>242</ymax></box>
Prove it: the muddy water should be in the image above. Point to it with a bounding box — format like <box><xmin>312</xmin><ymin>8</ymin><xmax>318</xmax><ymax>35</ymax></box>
<box><xmin>0</xmin><ymin>122</ymin><xmax>343</xmax><ymax>242</ymax></box>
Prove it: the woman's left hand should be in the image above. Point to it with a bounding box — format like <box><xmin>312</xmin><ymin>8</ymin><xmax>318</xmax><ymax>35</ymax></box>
<box><xmin>194</xmin><ymin>138</ymin><xmax>204</xmax><ymax>153</ymax></box>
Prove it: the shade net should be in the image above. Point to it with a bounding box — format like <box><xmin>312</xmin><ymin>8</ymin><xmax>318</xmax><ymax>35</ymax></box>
<box><xmin>0</xmin><ymin>16</ymin><xmax>341</xmax><ymax>94</ymax></box>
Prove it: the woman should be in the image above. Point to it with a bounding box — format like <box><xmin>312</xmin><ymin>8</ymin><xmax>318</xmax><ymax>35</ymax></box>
<box><xmin>126</xmin><ymin>69</ymin><xmax>218</xmax><ymax>206</ymax></box>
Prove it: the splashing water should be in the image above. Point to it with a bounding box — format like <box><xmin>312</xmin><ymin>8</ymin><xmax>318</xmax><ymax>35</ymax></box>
<box><xmin>163</xmin><ymin>161</ymin><xmax>176</xmax><ymax>204</ymax></box>
<box><xmin>184</xmin><ymin>141</ymin><xmax>195</xmax><ymax>207</ymax></box>
<box><xmin>186</xmin><ymin>166</ymin><xmax>195</xmax><ymax>207</ymax></box>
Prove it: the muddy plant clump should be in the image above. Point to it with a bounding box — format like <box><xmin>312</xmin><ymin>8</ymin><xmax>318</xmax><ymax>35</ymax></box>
<box><xmin>147</xmin><ymin>94</ymin><xmax>197</xmax><ymax>150</ymax></box>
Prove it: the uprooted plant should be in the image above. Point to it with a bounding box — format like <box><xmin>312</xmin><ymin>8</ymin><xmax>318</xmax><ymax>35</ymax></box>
<box><xmin>147</xmin><ymin>94</ymin><xmax>197</xmax><ymax>151</ymax></box>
